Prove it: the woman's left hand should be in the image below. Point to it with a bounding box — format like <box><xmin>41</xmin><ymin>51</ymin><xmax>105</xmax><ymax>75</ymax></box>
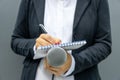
<box><xmin>44</xmin><ymin>53</ymin><xmax>72</xmax><ymax>76</ymax></box>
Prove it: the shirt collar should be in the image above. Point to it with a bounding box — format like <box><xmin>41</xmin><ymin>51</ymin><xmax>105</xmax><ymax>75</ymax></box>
<box><xmin>50</xmin><ymin>0</ymin><xmax>73</xmax><ymax>7</ymax></box>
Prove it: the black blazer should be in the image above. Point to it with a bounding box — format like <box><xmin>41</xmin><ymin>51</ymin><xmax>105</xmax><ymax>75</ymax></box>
<box><xmin>11</xmin><ymin>0</ymin><xmax>112</xmax><ymax>80</ymax></box>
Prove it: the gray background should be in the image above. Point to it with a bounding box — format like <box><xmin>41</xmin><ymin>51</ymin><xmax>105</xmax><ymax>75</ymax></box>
<box><xmin>0</xmin><ymin>0</ymin><xmax>120</xmax><ymax>80</ymax></box>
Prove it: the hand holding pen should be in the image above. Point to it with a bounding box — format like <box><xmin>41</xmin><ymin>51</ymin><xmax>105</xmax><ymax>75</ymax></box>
<box><xmin>35</xmin><ymin>24</ymin><xmax>61</xmax><ymax>49</ymax></box>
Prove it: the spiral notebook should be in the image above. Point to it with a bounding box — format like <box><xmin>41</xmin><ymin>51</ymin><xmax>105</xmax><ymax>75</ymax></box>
<box><xmin>34</xmin><ymin>40</ymin><xmax>87</xmax><ymax>59</ymax></box>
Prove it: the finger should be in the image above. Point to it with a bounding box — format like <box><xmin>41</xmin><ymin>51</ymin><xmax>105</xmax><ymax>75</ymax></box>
<box><xmin>40</xmin><ymin>34</ymin><xmax>62</xmax><ymax>44</ymax></box>
<box><xmin>36</xmin><ymin>38</ymin><xmax>51</xmax><ymax>46</ymax></box>
<box><xmin>44</xmin><ymin>58</ymin><xmax>49</xmax><ymax>69</ymax></box>
<box><xmin>40</xmin><ymin>34</ymin><xmax>56</xmax><ymax>44</ymax></box>
<box><xmin>48</xmin><ymin>69</ymin><xmax>61</xmax><ymax>76</ymax></box>
<box><xmin>54</xmin><ymin>37</ymin><xmax>62</xmax><ymax>44</ymax></box>
<box><xmin>35</xmin><ymin>43</ymin><xmax>41</xmax><ymax>49</ymax></box>
<box><xmin>48</xmin><ymin>70</ymin><xmax>57</xmax><ymax>75</ymax></box>
<box><xmin>51</xmin><ymin>71</ymin><xmax>62</xmax><ymax>76</ymax></box>
<box><xmin>48</xmin><ymin>66</ymin><xmax>60</xmax><ymax>71</ymax></box>
<box><xmin>44</xmin><ymin>58</ymin><xmax>47</xmax><ymax>69</ymax></box>
<box><xmin>47</xmin><ymin>66</ymin><xmax>65</xmax><ymax>75</ymax></box>
<box><xmin>50</xmin><ymin>68</ymin><xmax>65</xmax><ymax>75</ymax></box>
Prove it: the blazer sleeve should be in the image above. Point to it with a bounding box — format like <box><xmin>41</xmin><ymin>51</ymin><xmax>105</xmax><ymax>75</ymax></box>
<box><xmin>71</xmin><ymin>0</ymin><xmax>112</xmax><ymax>75</ymax></box>
<box><xmin>11</xmin><ymin>0</ymin><xmax>35</xmax><ymax>59</ymax></box>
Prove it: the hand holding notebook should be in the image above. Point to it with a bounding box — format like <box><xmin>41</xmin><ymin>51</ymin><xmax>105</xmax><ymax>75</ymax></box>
<box><xmin>34</xmin><ymin>40</ymin><xmax>87</xmax><ymax>59</ymax></box>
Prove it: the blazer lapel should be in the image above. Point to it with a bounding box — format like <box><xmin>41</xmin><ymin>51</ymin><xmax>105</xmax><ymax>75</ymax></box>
<box><xmin>33</xmin><ymin>0</ymin><xmax>45</xmax><ymax>24</ymax></box>
<box><xmin>73</xmin><ymin>0</ymin><xmax>91</xmax><ymax>30</ymax></box>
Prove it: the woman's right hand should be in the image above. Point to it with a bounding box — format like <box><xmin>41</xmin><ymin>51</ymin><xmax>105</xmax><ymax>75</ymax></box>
<box><xmin>35</xmin><ymin>34</ymin><xmax>61</xmax><ymax>49</ymax></box>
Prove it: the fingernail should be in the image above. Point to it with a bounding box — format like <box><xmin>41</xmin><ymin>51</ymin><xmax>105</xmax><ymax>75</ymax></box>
<box><xmin>58</xmin><ymin>42</ymin><xmax>60</xmax><ymax>44</ymax></box>
<box><xmin>55</xmin><ymin>43</ymin><xmax>58</xmax><ymax>45</ymax></box>
<box><xmin>57</xmin><ymin>42</ymin><xmax>60</xmax><ymax>45</ymax></box>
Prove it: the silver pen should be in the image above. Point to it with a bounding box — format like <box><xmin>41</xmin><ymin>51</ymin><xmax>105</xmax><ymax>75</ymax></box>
<box><xmin>39</xmin><ymin>24</ymin><xmax>47</xmax><ymax>33</ymax></box>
